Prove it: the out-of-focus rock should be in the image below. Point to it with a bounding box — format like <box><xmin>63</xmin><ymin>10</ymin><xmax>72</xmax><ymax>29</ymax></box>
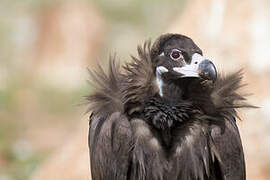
<box><xmin>28</xmin><ymin>1</ymin><xmax>104</xmax><ymax>179</ymax></box>
<box><xmin>32</xmin><ymin>1</ymin><xmax>105</xmax><ymax>89</ymax></box>
<box><xmin>169</xmin><ymin>0</ymin><xmax>270</xmax><ymax>179</ymax></box>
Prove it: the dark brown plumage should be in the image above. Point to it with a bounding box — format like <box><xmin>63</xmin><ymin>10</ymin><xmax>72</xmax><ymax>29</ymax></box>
<box><xmin>86</xmin><ymin>33</ymin><xmax>254</xmax><ymax>180</ymax></box>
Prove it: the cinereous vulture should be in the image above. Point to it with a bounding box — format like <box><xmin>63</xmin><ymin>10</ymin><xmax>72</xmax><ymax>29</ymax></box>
<box><xmin>86</xmin><ymin>33</ymin><xmax>253</xmax><ymax>180</ymax></box>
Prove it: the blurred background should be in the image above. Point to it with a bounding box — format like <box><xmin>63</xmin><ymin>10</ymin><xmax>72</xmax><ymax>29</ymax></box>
<box><xmin>0</xmin><ymin>0</ymin><xmax>269</xmax><ymax>179</ymax></box>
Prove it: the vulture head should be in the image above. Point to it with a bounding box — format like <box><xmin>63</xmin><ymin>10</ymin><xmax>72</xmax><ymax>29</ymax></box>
<box><xmin>150</xmin><ymin>34</ymin><xmax>217</xmax><ymax>98</ymax></box>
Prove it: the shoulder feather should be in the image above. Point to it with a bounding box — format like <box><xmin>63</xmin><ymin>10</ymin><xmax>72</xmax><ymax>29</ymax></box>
<box><xmin>85</xmin><ymin>55</ymin><xmax>124</xmax><ymax>116</ymax></box>
<box><xmin>211</xmin><ymin>69</ymin><xmax>257</xmax><ymax>119</ymax></box>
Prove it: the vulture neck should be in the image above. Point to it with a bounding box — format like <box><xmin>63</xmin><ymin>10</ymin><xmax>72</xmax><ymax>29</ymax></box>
<box><xmin>159</xmin><ymin>78</ymin><xmax>195</xmax><ymax>102</ymax></box>
<box><xmin>144</xmin><ymin>78</ymin><xmax>196</xmax><ymax>147</ymax></box>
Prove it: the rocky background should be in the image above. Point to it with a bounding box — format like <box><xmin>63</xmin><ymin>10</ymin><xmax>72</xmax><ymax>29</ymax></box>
<box><xmin>0</xmin><ymin>0</ymin><xmax>269</xmax><ymax>179</ymax></box>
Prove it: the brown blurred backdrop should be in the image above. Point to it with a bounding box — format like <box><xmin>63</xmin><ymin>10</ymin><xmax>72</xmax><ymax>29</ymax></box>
<box><xmin>0</xmin><ymin>0</ymin><xmax>269</xmax><ymax>179</ymax></box>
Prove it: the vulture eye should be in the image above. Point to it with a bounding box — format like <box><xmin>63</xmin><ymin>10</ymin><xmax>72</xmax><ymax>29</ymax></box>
<box><xmin>170</xmin><ymin>49</ymin><xmax>183</xmax><ymax>61</ymax></box>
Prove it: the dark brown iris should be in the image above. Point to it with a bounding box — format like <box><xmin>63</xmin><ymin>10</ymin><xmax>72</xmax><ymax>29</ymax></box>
<box><xmin>170</xmin><ymin>49</ymin><xmax>183</xmax><ymax>61</ymax></box>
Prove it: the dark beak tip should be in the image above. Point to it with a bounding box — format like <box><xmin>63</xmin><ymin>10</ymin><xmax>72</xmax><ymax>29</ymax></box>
<box><xmin>199</xmin><ymin>59</ymin><xmax>217</xmax><ymax>81</ymax></box>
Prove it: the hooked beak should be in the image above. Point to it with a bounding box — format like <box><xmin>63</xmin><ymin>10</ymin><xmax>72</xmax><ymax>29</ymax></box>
<box><xmin>173</xmin><ymin>53</ymin><xmax>217</xmax><ymax>81</ymax></box>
